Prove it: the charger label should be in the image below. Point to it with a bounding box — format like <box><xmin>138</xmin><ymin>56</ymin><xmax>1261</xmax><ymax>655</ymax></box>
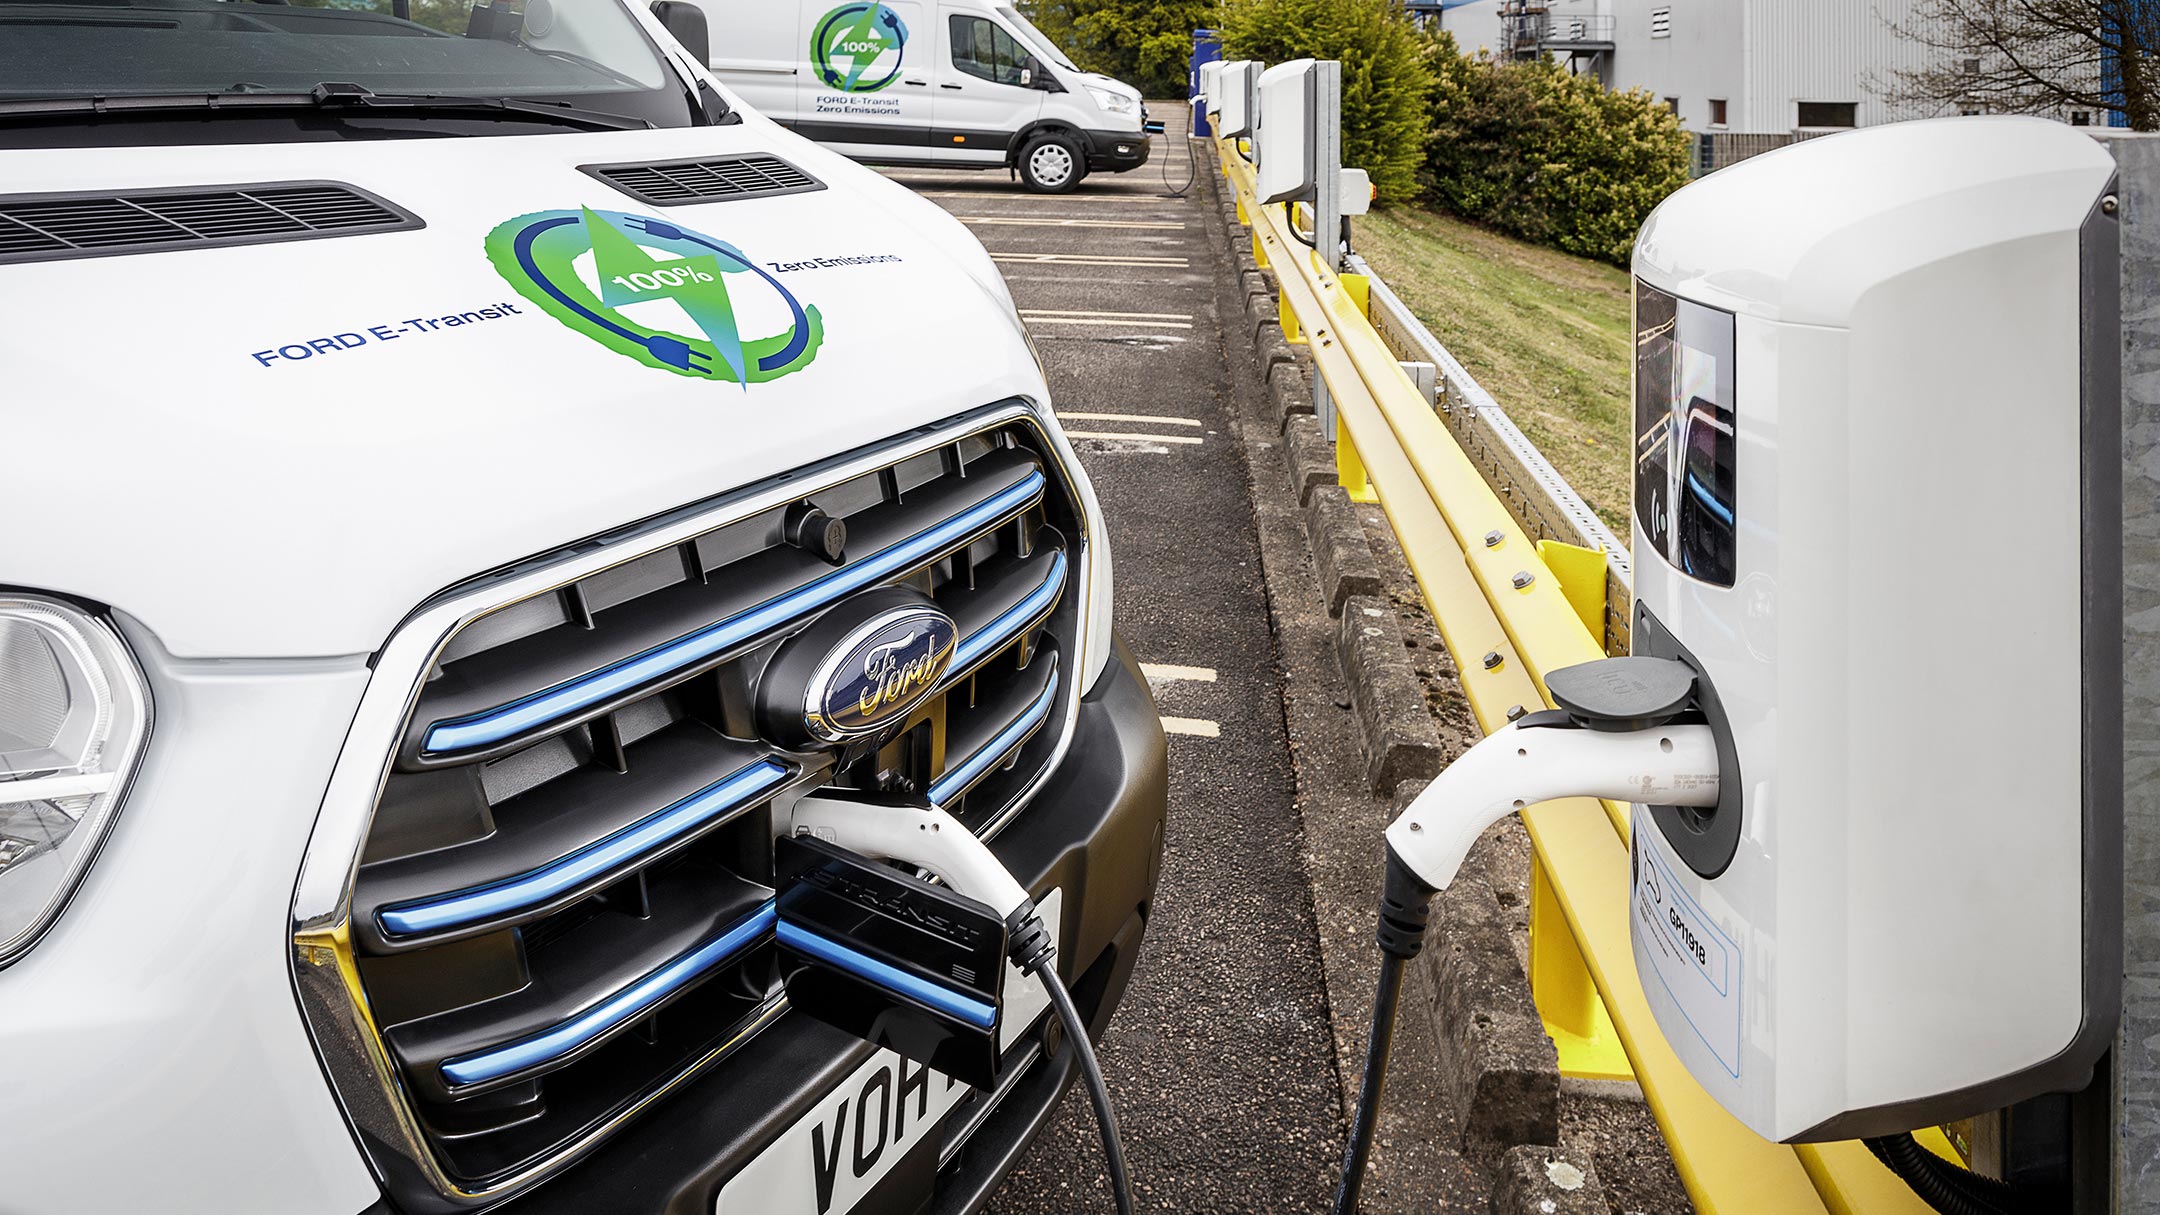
<box><xmin>1633</xmin><ymin>830</ymin><xmax>1742</xmax><ymax>1076</ymax></box>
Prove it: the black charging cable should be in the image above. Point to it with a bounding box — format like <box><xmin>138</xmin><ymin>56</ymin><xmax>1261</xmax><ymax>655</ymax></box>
<box><xmin>1864</xmin><ymin>1132</ymin><xmax>2040</xmax><ymax>1215</ymax></box>
<box><xmin>1007</xmin><ymin>904</ymin><xmax>1135</xmax><ymax>1215</ymax></box>
<box><xmin>1331</xmin><ymin>851</ymin><xmax>1437</xmax><ymax>1215</ymax></box>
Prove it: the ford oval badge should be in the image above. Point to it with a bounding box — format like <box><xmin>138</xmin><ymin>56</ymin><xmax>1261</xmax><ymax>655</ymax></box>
<box><xmin>803</xmin><ymin>605</ymin><xmax>959</xmax><ymax>743</ymax></box>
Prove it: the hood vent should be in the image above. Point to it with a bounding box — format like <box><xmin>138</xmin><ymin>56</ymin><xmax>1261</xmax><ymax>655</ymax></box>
<box><xmin>0</xmin><ymin>181</ymin><xmax>421</xmax><ymax>265</ymax></box>
<box><xmin>583</xmin><ymin>154</ymin><xmax>824</xmax><ymax>207</ymax></box>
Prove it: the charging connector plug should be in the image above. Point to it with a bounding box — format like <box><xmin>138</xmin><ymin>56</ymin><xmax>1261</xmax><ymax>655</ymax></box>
<box><xmin>779</xmin><ymin>792</ymin><xmax>1134</xmax><ymax>1215</ymax></box>
<box><xmin>1334</xmin><ymin>657</ymin><xmax>1722</xmax><ymax>1215</ymax></box>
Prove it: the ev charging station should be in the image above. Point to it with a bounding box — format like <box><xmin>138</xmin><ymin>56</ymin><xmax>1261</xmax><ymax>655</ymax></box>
<box><xmin>1625</xmin><ymin>115</ymin><xmax>2121</xmax><ymax>1147</ymax></box>
<box><xmin>1331</xmin><ymin>113</ymin><xmax>2137</xmax><ymax>1215</ymax></box>
<box><xmin>1215</xmin><ymin>60</ymin><xmax>1259</xmax><ymax>142</ymax></box>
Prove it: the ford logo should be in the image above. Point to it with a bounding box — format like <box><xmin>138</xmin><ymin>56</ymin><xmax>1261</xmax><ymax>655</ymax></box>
<box><xmin>806</xmin><ymin>607</ymin><xmax>957</xmax><ymax>741</ymax></box>
<box><xmin>757</xmin><ymin>589</ymin><xmax>959</xmax><ymax>748</ymax></box>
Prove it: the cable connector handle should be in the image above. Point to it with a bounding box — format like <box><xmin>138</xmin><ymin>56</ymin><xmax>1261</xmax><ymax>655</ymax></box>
<box><xmin>1005</xmin><ymin>900</ymin><xmax>1057</xmax><ymax>977</ymax></box>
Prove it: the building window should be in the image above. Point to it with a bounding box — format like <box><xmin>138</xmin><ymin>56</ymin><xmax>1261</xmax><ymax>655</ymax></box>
<box><xmin>1961</xmin><ymin>57</ymin><xmax>1981</xmax><ymax>74</ymax></box>
<box><xmin>1708</xmin><ymin>98</ymin><xmax>1728</xmax><ymax>126</ymax></box>
<box><xmin>1650</xmin><ymin>5</ymin><xmax>1671</xmax><ymax>38</ymax></box>
<box><xmin>1796</xmin><ymin>101</ymin><xmax>1858</xmax><ymax>128</ymax></box>
<box><xmin>1665</xmin><ymin>96</ymin><xmax>1681</xmax><ymax>115</ymax></box>
<box><xmin>2071</xmin><ymin>110</ymin><xmax>2093</xmax><ymax>126</ymax></box>
<box><xmin>1959</xmin><ymin>107</ymin><xmax>1985</xmax><ymax>116</ymax></box>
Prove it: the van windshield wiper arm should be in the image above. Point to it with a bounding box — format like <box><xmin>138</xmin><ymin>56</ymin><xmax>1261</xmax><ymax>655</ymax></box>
<box><xmin>0</xmin><ymin>84</ymin><xmax>654</xmax><ymax>132</ymax></box>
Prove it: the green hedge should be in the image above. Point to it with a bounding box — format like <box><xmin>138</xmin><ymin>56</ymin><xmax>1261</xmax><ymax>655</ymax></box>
<box><xmin>1217</xmin><ymin>0</ymin><xmax>1434</xmax><ymax>205</ymax></box>
<box><xmin>1425</xmin><ymin>37</ymin><xmax>1691</xmax><ymax>265</ymax></box>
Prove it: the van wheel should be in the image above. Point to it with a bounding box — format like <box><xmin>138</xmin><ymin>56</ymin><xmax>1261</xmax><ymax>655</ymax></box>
<box><xmin>1018</xmin><ymin>133</ymin><xmax>1084</xmax><ymax>193</ymax></box>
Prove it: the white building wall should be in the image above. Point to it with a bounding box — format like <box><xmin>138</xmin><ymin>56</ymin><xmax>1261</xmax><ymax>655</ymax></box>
<box><xmin>1741</xmin><ymin>0</ymin><xmax>1940</xmax><ymax>132</ymax></box>
<box><xmin>1605</xmin><ymin>0</ymin><xmax>1746</xmax><ymax>132</ymax></box>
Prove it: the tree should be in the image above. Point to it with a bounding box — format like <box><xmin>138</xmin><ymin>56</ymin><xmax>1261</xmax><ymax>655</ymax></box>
<box><xmin>1217</xmin><ymin>0</ymin><xmax>1436</xmax><ymax>204</ymax></box>
<box><xmin>1019</xmin><ymin>0</ymin><xmax>1218</xmax><ymax>100</ymax></box>
<box><xmin>1880</xmin><ymin>0</ymin><xmax>2160</xmax><ymax>130</ymax></box>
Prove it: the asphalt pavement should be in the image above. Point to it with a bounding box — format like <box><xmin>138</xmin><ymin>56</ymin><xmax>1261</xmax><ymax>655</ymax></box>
<box><xmin>882</xmin><ymin>125</ymin><xmax>1349</xmax><ymax>1214</ymax></box>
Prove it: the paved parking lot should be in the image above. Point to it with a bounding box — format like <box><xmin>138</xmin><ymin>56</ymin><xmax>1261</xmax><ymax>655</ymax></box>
<box><xmin>882</xmin><ymin>128</ymin><xmax>1349</xmax><ymax>1214</ymax></box>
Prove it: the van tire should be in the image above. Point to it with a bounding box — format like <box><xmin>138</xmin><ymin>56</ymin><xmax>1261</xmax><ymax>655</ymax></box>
<box><xmin>1018</xmin><ymin>133</ymin><xmax>1084</xmax><ymax>193</ymax></box>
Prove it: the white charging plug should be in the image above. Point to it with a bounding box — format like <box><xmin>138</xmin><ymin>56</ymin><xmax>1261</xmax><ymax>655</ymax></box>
<box><xmin>1385</xmin><ymin>720</ymin><xmax>1720</xmax><ymax>892</ymax></box>
<box><xmin>779</xmin><ymin>793</ymin><xmax>1034</xmax><ymax>921</ymax></box>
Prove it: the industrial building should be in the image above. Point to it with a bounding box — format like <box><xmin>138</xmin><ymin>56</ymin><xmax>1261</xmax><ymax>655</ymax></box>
<box><xmin>1418</xmin><ymin>0</ymin><xmax>2104</xmax><ymax>136</ymax></box>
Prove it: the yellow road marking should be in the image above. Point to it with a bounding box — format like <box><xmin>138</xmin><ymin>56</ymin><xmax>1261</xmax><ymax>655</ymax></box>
<box><xmin>1160</xmin><ymin>716</ymin><xmax>1221</xmax><ymax>738</ymax></box>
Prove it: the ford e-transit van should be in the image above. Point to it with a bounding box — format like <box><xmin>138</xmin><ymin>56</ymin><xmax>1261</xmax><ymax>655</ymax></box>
<box><xmin>699</xmin><ymin>0</ymin><xmax>1150</xmax><ymax>191</ymax></box>
<box><xmin>0</xmin><ymin>1</ymin><xmax>1167</xmax><ymax>1212</ymax></box>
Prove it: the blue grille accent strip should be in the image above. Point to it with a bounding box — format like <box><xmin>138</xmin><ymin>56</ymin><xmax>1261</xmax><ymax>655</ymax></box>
<box><xmin>775</xmin><ymin>920</ymin><xmax>997</xmax><ymax>1030</ymax></box>
<box><xmin>377</xmin><ymin>760</ymin><xmax>793</xmax><ymax>940</ymax></box>
<box><xmin>929</xmin><ymin>672</ymin><xmax>1061</xmax><ymax>804</ymax></box>
<box><xmin>952</xmin><ymin>550</ymin><xmax>1066</xmax><ymax>674</ymax></box>
<box><xmin>439</xmin><ymin>902</ymin><xmax>778</xmax><ymax>1089</ymax></box>
<box><xmin>423</xmin><ymin>471</ymin><xmax>1048</xmax><ymax>757</ymax></box>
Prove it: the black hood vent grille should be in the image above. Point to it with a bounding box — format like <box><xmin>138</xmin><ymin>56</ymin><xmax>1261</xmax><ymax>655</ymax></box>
<box><xmin>0</xmin><ymin>181</ymin><xmax>420</xmax><ymax>264</ymax></box>
<box><xmin>583</xmin><ymin>153</ymin><xmax>824</xmax><ymax>206</ymax></box>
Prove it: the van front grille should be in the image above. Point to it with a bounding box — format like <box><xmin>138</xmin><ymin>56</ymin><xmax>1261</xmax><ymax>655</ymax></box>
<box><xmin>334</xmin><ymin>418</ymin><xmax>1084</xmax><ymax>1192</ymax></box>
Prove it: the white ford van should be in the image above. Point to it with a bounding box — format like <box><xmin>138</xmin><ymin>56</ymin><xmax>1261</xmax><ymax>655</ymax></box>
<box><xmin>699</xmin><ymin>0</ymin><xmax>1150</xmax><ymax>191</ymax></box>
<box><xmin>0</xmin><ymin>2</ymin><xmax>1168</xmax><ymax>1213</ymax></box>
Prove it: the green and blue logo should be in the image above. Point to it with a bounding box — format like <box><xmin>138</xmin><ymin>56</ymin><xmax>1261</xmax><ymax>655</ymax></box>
<box><xmin>812</xmin><ymin>3</ymin><xmax>909</xmax><ymax>93</ymax></box>
<box><xmin>485</xmin><ymin>208</ymin><xmax>823</xmax><ymax>388</ymax></box>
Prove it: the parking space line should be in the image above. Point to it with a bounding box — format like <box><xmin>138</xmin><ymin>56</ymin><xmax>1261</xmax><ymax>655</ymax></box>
<box><xmin>1063</xmin><ymin>429</ymin><xmax>1205</xmax><ymax>445</ymax></box>
<box><xmin>1026</xmin><ymin>309</ymin><xmax>1193</xmax><ymax>321</ymax></box>
<box><xmin>1024</xmin><ymin>317</ymin><xmax>1195</xmax><ymax>329</ymax></box>
<box><xmin>1058</xmin><ymin>411</ymin><xmax>1203</xmax><ymax>427</ymax></box>
<box><xmin>1140</xmin><ymin>663</ymin><xmax>1218</xmax><ymax>683</ymax></box>
<box><xmin>960</xmin><ymin>216</ymin><xmax>1186</xmax><ymax>230</ymax></box>
<box><xmin>991</xmin><ymin>253</ymin><xmax>1190</xmax><ymax>268</ymax></box>
<box><xmin>1159</xmin><ymin>716</ymin><xmax>1222</xmax><ymax>738</ymax></box>
<box><xmin>907</xmin><ymin>191</ymin><xmax>1186</xmax><ymax>204</ymax></box>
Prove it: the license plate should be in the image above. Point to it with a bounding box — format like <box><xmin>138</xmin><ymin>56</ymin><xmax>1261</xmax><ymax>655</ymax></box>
<box><xmin>715</xmin><ymin>890</ymin><xmax>1061</xmax><ymax>1215</ymax></box>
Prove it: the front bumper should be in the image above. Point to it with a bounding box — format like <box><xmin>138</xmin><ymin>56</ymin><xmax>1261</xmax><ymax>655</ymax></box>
<box><xmin>478</xmin><ymin>636</ymin><xmax>1168</xmax><ymax>1215</ymax></box>
<box><xmin>1080</xmin><ymin>128</ymin><xmax>1152</xmax><ymax>173</ymax></box>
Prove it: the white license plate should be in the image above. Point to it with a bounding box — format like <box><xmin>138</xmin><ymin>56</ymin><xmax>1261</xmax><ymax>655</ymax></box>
<box><xmin>714</xmin><ymin>889</ymin><xmax>1061</xmax><ymax>1215</ymax></box>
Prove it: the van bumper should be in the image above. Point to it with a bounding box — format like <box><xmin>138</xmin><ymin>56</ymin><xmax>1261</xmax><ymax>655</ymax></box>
<box><xmin>474</xmin><ymin>636</ymin><xmax>1168</xmax><ymax>1215</ymax></box>
<box><xmin>1080</xmin><ymin>128</ymin><xmax>1152</xmax><ymax>173</ymax></box>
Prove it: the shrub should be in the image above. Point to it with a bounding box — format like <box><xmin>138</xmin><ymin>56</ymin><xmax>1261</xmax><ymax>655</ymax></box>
<box><xmin>1217</xmin><ymin>0</ymin><xmax>1435</xmax><ymax>205</ymax></box>
<box><xmin>1424</xmin><ymin>45</ymin><xmax>1691</xmax><ymax>265</ymax></box>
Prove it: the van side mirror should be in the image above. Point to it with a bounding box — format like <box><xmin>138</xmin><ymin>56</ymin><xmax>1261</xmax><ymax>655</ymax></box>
<box><xmin>649</xmin><ymin>0</ymin><xmax>711</xmax><ymax>66</ymax></box>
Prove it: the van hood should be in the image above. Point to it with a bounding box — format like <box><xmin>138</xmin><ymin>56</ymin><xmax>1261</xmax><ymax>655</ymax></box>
<box><xmin>0</xmin><ymin>122</ymin><xmax>1048</xmax><ymax>658</ymax></box>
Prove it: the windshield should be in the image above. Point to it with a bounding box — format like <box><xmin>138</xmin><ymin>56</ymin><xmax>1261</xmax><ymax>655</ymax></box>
<box><xmin>0</xmin><ymin>0</ymin><xmax>682</xmax><ymax>113</ymax></box>
<box><xmin>997</xmin><ymin>6</ymin><xmax>1077</xmax><ymax>73</ymax></box>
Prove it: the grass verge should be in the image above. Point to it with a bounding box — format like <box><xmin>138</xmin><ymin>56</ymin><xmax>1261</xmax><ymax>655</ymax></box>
<box><xmin>1351</xmin><ymin>205</ymin><xmax>1632</xmax><ymax>538</ymax></box>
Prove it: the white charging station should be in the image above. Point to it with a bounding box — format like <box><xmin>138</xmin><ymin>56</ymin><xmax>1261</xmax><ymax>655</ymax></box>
<box><xmin>1628</xmin><ymin>116</ymin><xmax>2121</xmax><ymax>1142</ymax></box>
<box><xmin>1216</xmin><ymin>59</ymin><xmax>1259</xmax><ymax>140</ymax></box>
<box><xmin>1198</xmin><ymin>60</ymin><xmax>1224</xmax><ymax>119</ymax></box>
<box><xmin>1254</xmin><ymin>59</ymin><xmax>1313</xmax><ymax>205</ymax></box>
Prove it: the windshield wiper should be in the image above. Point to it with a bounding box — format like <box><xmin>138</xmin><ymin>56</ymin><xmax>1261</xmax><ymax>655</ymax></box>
<box><xmin>0</xmin><ymin>83</ymin><xmax>653</xmax><ymax>132</ymax></box>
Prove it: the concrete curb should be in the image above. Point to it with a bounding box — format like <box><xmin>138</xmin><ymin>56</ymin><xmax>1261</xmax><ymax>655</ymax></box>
<box><xmin>1212</xmin><ymin>164</ymin><xmax>1608</xmax><ymax>1210</ymax></box>
<box><xmin>1306</xmin><ymin>485</ymin><xmax>1385</xmax><ymax>616</ymax></box>
<box><xmin>1489</xmin><ymin>1146</ymin><xmax>1607</xmax><ymax>1215</ymax></box>
<box><xmin>1335</xmin><ymin>597</ymin><xmax>1447</xmax><ymax>794</ymax></box>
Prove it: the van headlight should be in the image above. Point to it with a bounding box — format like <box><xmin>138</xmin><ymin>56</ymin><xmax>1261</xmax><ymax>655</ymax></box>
<box><xmin>1085</xmin><ymin>86</ymin><xmax>1136</xmax><ymax>116</ymax></box>
<box><xmin>0</xmin><ymin>596</ymin><xmax>149</xmax><ymax>967</ymax></box>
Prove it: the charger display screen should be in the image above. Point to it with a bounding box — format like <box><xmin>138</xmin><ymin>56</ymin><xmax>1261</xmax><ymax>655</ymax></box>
<box><xmin>1635</xmin><ymin>280</ymin><xmax>1737</xmax><ymax>586</ymax></box>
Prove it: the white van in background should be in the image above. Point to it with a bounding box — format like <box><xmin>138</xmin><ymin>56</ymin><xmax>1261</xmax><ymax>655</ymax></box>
<box><xmin>698</xmin><ymin>0</ymin><xmax>1150</xmax><ymax>191</ymax></box>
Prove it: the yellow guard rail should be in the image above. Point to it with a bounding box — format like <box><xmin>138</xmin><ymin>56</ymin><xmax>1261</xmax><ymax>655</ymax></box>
<box><xmin>1217</xmin><ymin>138</ymin><xmax>1944</xmax><ymax>1215</ymax></box>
